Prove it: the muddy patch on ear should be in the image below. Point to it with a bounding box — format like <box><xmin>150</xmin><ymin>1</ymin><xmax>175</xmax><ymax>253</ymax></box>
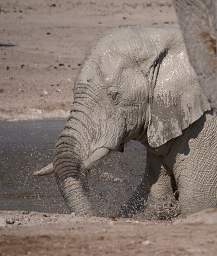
<box><xmin>199</xmin><ymin>32</ymin><xmax>217</xmax><ymax>70</ymax></box>
<box><xmin>200</xmin><ymin>32</ymin><xmax>216</xmax><ymax>55</ymax></box>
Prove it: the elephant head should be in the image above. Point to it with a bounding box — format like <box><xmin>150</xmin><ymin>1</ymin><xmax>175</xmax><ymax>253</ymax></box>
<box><xmin>54</xmin><ymin>27</ymin><xmax>210</xmax><ymax>215</ymax></box>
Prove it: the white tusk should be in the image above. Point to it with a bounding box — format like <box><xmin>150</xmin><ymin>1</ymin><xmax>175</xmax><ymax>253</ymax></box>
<box><xmin>33</xmin><ymin>163</ymin><xmax>54</xmax><ymax>176</ymax></box>
<box><xmin>83</xmin><ymin>148</ymin><xmax>109</xmax><ymax>169</ymax></box>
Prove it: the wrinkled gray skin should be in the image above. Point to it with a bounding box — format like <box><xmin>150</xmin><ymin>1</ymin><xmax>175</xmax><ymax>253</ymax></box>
<box><xmin>52</xmin><ymin>26</ymin><xmax>217</xmax><ymax>217</ymax></box>
<box><xmin>174</xmin><ymin>0</ymin><xmax>217</xmax><ymax>112</ymax></box>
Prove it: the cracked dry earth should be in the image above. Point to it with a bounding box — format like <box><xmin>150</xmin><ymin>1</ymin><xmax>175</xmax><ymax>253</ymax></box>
<box><xmin>0</xmin><ymin>209</ymin><xmax>217</xmax><ymax>256</ymax></box>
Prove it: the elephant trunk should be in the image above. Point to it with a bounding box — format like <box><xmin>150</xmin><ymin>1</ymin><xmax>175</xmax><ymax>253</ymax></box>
<box><xmin>54</xmin><ymin>112</ymin><xmax>93</xmax><ymax>215</ymax></box>
<box><xmin>54</xmin><ymin>80</ymin><xmax>121</xmax><ymax>215</ymax></box>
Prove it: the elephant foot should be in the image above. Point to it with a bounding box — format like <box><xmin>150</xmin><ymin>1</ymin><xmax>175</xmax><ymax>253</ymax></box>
<box><xmin>118</xmin><ymin>194</ymin><xmax>147</xmax><ymax>218</ymax></box>
<box><xmin>118</xmin><ymin>194</ymin><xmax>180</xmax><ymax>220</ymax></box>
<box><xmin>138</xmin><ymin>194</ymin><xmax>181</xmax><ymax>221</ymax></box>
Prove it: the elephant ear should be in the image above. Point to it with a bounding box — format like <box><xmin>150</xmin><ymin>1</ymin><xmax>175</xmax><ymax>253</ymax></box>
<box><xmin>146</xmin><ymin>46</ymin><xmax>211</xmax><ymax>148</ymax></box>
<box><xmin>174</xmin><ymin>0</ymin><xmax>217</xmax><ymax>111</ymax></box>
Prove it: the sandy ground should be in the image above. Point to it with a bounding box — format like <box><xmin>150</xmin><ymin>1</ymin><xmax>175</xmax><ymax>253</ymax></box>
<box><xmin>1</xmin><ymin>1</ymin><xmax>217</xmax><ymax>255</ymax></box>
<box><xmin>0</xmin><ymin>209</ymin><xmax>217</xmax><ymax>256</ymax></box>
<box><xmin>0</xmin><ymin>0</ymin><xmax>176</xmax><ymax>120</ymax></box>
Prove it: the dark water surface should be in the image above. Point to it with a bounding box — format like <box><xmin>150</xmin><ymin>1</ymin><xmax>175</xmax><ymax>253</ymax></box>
<box><xmin>0</xmin><ymin>120</ymin><xmax>146</xmax><ymax>216</ymax></box>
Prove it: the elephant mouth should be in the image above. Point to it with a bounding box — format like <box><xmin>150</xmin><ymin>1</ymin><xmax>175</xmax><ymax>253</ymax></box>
<box><xmin>83</xmin><ymin>147</ymin><xmax>110</xmax><ymax>170</ymax></box>
<box><xmin>83</xmin><ymin>143</ymin><xmax>125</xmax><ymax>170</ymax></box>
<box><xmin>117</xmin><ymin>142</ymin><xmax>125</xmax><ymax>153</ymax></box>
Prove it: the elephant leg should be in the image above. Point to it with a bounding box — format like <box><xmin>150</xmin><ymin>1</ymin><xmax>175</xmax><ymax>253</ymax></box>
<box><xmin>176</xmin><ymin>167</ymin><xmax>217</xmax><ymax>215</ymax></box>
<box><xmin>119</xmin><ymin>151</ymin><xmax>179</xmax><ymax>219</ymax></box>
<box><xmin>171</xmin><ymin>115</ymin><xmax>217</xmax><ymax>215</ymax></box>
<box><xmin>175</xmin><ymin>163</ymin><xmax>217</xmax><ymax>215</ymax></box>
<box><xmin>142</xmin><ymin>152</ymin><xmax>180</xmax><ymax>220</ymax></box>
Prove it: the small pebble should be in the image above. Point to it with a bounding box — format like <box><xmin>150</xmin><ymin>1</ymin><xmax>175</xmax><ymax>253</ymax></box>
<box><xmin>46</xmin><ymin>32</ymin><xmax>51</xmax><ymax>35</ymax></box>
<box><xmin>20</xmin><ymin>64</ymin><xmax>25</xmax><ymax>68</ymax></box>
<box><xmin>6</xmin><ymin>218</ymin><xmax>15</xmax><ymax>225</ymax></box>
<box><xmin>41</xmin><ymin>90</ymin><xmax>48</xmax><ymax>96</ymax></box>
<box><xmin>142</xmin><ymin>240</ymin><xmax>152</xmax><ymax>246</ymax></box>
<box><xmin>110</xmin><ymin>216</ymin><xmax>118</xmax><ymax>221</ymax></box>
<box><xmin>18</xmin><ymin>88</ymin><xmax>24</xmax><ymax>93</ymax></box>
<box><xmin>22</xmin><ymin>210</ymin><xmax>30</xmax><ymax>215</ymax></box>
<box><xmin>6</xmin><ymin>66</ymin><xmax>10</xmax><ymax>70</ymax></box>
<box><xmin>56</xmin><ymin>88</ymin><xmax>62</xmax><ymax>93</ymax></box>
<box><xmin>43</xmin><ymin>214</ymin><xmax>50</xmax><ymax>218</ymax></box>
<box><xmin>70</xmin><ymin>212</ymin><xmax>76</xmax><ymax>217</ymax></box>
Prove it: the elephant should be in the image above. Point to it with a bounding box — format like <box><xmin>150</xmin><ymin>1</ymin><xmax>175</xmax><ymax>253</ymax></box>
<box><xmin>174</xmin><ymin>0</ymin><xmax>217</xmax><ymax>112</ymax></box>
<box><xmin>35</xmin><ymin>26</ymin><xmax>217</xmax><ymax>217</ymax></box>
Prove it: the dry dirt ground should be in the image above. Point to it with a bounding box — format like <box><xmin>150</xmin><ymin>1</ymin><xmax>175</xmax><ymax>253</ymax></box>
<box><xmin>0</xmin><ymin>0</ymin><xmax>176</xmax><ymax>120</ymax></box>
<box><xmin>1</xmin><ymin>1</ymin><xmax>217</xmax><ymax>255</ymax></box>
<box><xmin>0</xmin><ymin>209</ymin><xmax>217</xmax><ymax>256</ymax></box>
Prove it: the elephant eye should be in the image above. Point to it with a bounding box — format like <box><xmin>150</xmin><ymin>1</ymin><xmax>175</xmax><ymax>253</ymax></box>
<box><xmin>111</xmin><ymin>91</ymin><xmax>119</xmax><ymax>101</ymax></box>
<box><xmin>108</xmin><ymin>89</ymin><xmax>120</xmax><ymax>104</ymax></box>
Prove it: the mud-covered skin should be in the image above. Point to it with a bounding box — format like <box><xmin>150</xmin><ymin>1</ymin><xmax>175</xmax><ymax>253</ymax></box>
<box><xmin>126</xmin><ymin>113</ymin><xmax>217</xmax><ymax>219</ymax></box>
<box><xmin>164</xmin><ymin>113</ymin><xmax>217</xmax><ymax>215</ymax></box>
<box><xmin>134</xmin><ymin>113</ymin><xmax>217</xmax><ymax>217</ymax></box>
<box><xmin>173</xmin><ymin>0</ymin><xmax>217</xmax><ymax>214</ymax></box>
<box><xmin>54</xmin><ymin>26</ymin><xmax>212</xmax><ymax>217</ymax></box>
